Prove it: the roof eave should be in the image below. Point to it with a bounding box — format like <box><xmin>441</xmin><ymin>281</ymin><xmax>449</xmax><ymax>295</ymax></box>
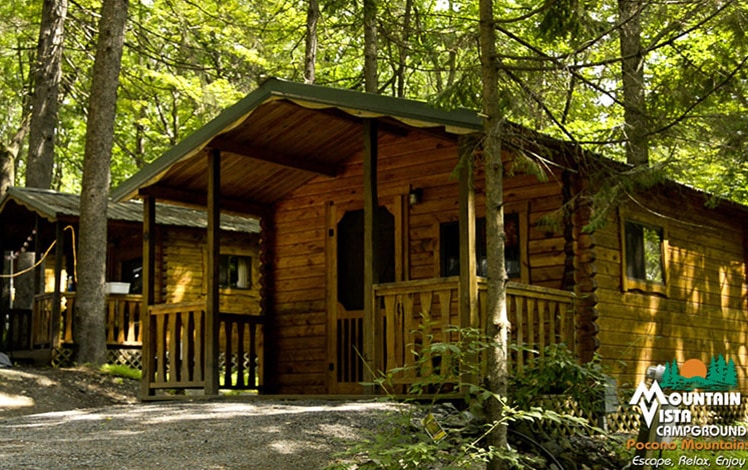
<box><xmin>111</xmin><ymin>78</ymin><xmax>482</xmax><ymax>202</ymax></box>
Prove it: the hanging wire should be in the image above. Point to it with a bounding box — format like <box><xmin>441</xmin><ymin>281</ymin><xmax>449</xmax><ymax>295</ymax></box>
<box><xmin>0</xmin><ymin>225</ymin><xmax>77</xmax><ymax>283</ymax></box>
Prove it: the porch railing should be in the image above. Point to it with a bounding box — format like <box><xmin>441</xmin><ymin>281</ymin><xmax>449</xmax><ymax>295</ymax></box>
<box><xmin>143</xmin><ymin>302</ymin><xmax>264</xmax><ymax>394</ymax></box>
<box><xmin>373</xmin><ymin>277</ymin><xmax>576</xmax><ymax>388</ymax></box>
<box><xmin>25</xmin><ymin>292</ymin><xmax>143</xmax><ymax>350</ymax></box>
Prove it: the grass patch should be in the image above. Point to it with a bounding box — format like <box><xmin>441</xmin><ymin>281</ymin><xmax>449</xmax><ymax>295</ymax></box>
<box><xmin>100</xmin><ymin>364</ymin><xmax>142</xmax><ymax>381</ymax></box>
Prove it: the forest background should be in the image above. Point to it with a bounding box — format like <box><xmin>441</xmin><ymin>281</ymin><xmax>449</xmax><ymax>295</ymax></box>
<box><xmin>1</xmin><ymin>0</ymin><xmax>747</xmax><ymax>204</ymax></box>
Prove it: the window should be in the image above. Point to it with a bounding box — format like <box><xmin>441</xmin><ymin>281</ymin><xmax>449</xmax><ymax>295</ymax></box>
<box><xmin>440</xmin><ymin>213</ymin><xmax>521</xmax><ymax>279</ymax></box>
<box><xmin>337</xmin><ymin>207</ymin><xmax>395</xmax><ymax>311</ymax></box>
<box><xmin>219</xmin><ymin>255</ymin><xmax>252</xmax><ymax>289</ymax></box>
<box><xmin>623</xmin><ymin>219</ymin><xmax>667</xmax><ymax>292</ymax></box>
<box><xmin>121</xmin><ymin>258</ymin><xmax>142</xmax><ymax>294</ymax></box>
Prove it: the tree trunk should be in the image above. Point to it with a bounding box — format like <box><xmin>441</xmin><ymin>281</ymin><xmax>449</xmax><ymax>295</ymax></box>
<box><xmin>26</xmin><ymin>0</ymin><xmax>68</xmax><ymax>189</ymax></box>
<box><xmin>0</xmin><ymin>119</ymin><xmax>31</xmax><ymax>200</ymax></box>
<box><xmin>363</xmin><ymin>0</ymin><xmax>377</xmax><ymax>93</ymax></box>
<box><xmin>304</xmin><ymin>0</ymin><xmax>319</xmax><ymax>84</ymax></box>
<box><xmin>479</xmin><ymin>0</ymin><xmax>510</xmax><ymax>469</ymax></box>
<box><xmin>75</xmin><ymin>0</ymin><xmax>128</xmax><ymax>366</ymax></box>
<box><xmin>395</xmin><ymin>0</ymin><xmax>413</xmax><ymax>98</ymax></box>
<box><xmin>618</xmin><ymin>0</ymin><xmax>649</xmax><ymax>166</ymax></box>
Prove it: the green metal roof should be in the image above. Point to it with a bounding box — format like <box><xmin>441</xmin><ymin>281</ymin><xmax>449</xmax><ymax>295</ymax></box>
<box><xmin>0</xmin><ymin>187</ymin><xmax>259</xmax><ymax>233</ymax></box>
<box><xmin>111</xmin><ymin>78</ymin><xmax>482</xmax><ymax>202</ymax></box>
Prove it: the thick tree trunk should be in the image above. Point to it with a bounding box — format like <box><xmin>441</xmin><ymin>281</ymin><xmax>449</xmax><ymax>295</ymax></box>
<box><xmin>479</xmin><ymin>0</ymin><xmax>510</xmax><ymax>469</ymax></box>
<box><xmin>75</xmin><ymin>0</ymin><xmax>128</xmax><ymax>366</ymax></box>
<box><xmin>618</xmin><ymin>0</ymin><xmax>649</xmax><ymax>166</ymax></box>
<box><xmin>304</xmin><ymin>0</ymin><xmax>319</xmax><ymax>84</ymax></box>
<box><xmin>363</xmin><ymin>0</ymin><xmax>377</xmax><ymax>93</ymax></box>
<box><xmin>26</xmin><ymin>0</ymin><xmax>68</xmax><ymax>189</ymax></box>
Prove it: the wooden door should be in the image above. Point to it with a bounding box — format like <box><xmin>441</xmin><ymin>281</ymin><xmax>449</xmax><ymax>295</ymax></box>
<box><xmin>326</xmin><ymin>203</ymin><xmax>398</xmax><ymax>393</ymax></box>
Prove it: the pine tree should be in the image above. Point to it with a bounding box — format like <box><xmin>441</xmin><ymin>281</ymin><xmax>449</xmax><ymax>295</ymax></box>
<box><xmin>725</xmin><ymin>358</ymin><xmax>738</xmax><ymax>389</ymax></box>
<box><xmin>661</xmin><ymin>360</ymin><xmax>676</xmax><ymax>387</ymax></box>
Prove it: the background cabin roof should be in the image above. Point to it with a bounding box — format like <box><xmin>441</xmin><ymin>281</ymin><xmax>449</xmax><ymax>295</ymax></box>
<box><xmin>111</xmin><ymin>77</ymin><xmax>483</xmax><ymax>214</ymax></box>
<box><xmin>0</xmin><ymin>187</ymin><xmax>259</xmax><ymax>233</ymax></box>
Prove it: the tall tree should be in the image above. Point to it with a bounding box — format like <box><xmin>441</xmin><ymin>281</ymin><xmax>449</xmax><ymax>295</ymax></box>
<box><xmin>479</xmin><ymin>0</ymin><xmax>509</xmax><ymax>468</ymax></box>
<box><xmin>618</xmin><ymin>0</ymin><xmax>648</xmax><ymax>166</ymax></box>
<box><xmin>304</xmin><ymin>0</ymin><xmax>320</xmax><ymax>84</ymax></box>
<box><xmin>26</xmin><ymin>0</ymin><xmax>68</xmax><ymax>189</ymax></box>
<box><xmin>363</xmin><ymin>0</ymin><xmax>378</xmax><ymax>92</ymax></box>
<box><xmin>75</xmin><ymin>0</ymin><xmax>128</xmax><ymax>365</ymax></box>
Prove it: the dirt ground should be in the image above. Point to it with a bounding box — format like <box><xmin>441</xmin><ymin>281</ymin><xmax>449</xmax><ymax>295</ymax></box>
<box><xmin>0</xmin><ymin>365</ymin><xmax>140</xmax><ymax>417</ymax></box>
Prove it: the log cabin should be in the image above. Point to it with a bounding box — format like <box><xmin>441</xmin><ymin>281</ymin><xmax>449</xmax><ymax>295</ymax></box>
<box><xmin>0</xmin><ymin>187</ymin><xmax>261</xmax><ymax>380</ymax></box>
<box><xmin>111</xmin><ymin>78</ymin><xmax>748</xmax><ymax>398</ymax></box>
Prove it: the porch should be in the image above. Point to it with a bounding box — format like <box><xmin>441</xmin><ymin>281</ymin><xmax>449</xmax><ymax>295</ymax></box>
<box><xmin>139</xmin><ymin>276</ymin><xmax>574</xmax><ymax>396</ymax></box>
<box><xmin>368</xmin><ymin>277</ymin><xmax>576</xmax><ymax>391</ymax></box>
<box><xmin>5</xmin><ymin>293</ymin><xmax>143</xmax><ymax>366</ymax></box>
<box><xmin>5</xmin><ymin>294</ymin><xmax>264</xmax><ymax>393</ymax></box>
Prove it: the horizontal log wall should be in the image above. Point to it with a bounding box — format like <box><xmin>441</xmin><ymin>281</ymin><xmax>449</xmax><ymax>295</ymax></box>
<box><xmin>272</xmin><ymin>130</ymin><xmax>567</xmax><ymax>393</ymax></box>
<box><xmin>162</xmin><ymin>227</ymin><xmax>261</xmax><ymax>314</ymax></box>
<box><xmin>594</xmin><ymin>193</ymin><xmax>748</xmax><ymax>390</ymax></box>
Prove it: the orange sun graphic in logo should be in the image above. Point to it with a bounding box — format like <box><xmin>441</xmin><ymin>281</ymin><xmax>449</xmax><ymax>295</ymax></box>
<box><xmin>680</xmin><ymin>358</ymin><xmax>708</xmax><ymax>378</ymax></box>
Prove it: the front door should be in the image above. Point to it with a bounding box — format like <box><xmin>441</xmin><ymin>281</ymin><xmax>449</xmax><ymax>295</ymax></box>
<box><xmin>327</xmin><ymin>204</ymin><xmax>396</xmax><ymax>393</ymax></box>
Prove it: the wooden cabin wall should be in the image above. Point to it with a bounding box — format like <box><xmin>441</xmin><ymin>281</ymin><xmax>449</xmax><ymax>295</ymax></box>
<box><xmin>271</xmin><ymin>130</ymin><xmax>568</xmax><ymax>394</ymax></box>
<box><xmin>162</xmin><ymin>227</ymin><xmax>260</xmax><ymax>313</ymax></box>
<box><xmin>593</xmin><ymin>193</ymin><xmax>748</xmax><ymax>390</ymax></box>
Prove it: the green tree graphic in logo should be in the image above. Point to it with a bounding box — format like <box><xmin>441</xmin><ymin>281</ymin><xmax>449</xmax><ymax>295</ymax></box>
<box><xmin>660</xmin><ymin>355</ymin><xmax>738</xmax><ymax>391</ymax></box>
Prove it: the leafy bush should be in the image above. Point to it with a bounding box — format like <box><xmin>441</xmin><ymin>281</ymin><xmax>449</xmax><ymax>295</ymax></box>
<box><xmin>509</xmin><ymin>344</ymin><xmax>608</xmax><ymax>413</ymax></box>
<box><xmin>327</xmin><ymin>327</ymin><xmax>592</xmax><ymax>469</ymax></box>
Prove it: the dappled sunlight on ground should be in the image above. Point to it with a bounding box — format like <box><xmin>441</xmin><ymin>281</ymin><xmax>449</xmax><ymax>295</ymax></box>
<box><xmin>0</xmin><ymin>392</ymin><xmax>35</xmax><ymax>409</ymax></box>
<box><xmin>0</xmin><ymin>399</ymin><xmax>398</xmax><ymax>469</ymax></box>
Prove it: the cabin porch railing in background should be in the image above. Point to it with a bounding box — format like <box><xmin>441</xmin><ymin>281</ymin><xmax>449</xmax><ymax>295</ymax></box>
<box><xmin>372</xmin><ymin>277</ymin><xmax>576</xmax><ymax>390</ymax></box>
<box><xmin>143</xmin><ymin>302</ymin><xmax>264</xmax><ymax>394</ymax></box>
<box><xmin>27</xmin><ymin>293</ymin><xmax>143</xmax><ymax>349</ymax></box>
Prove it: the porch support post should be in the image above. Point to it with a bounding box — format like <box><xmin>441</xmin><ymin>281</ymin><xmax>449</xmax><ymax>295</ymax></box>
<box><xmin>205</xmin><ymin>148</ymin><xmax>221</xmax><ymax>395</ymax></box>
<box><xmin>363</xmin><ymin>118</ymin><xmax>380</xmax><ymax>392</ymax></box>
<box><xmin>140</xmin><ymin>195</ymin><xmax>156</xmax><ymax>399</ymax></box>
<box><xmin>33</xmin><ymin>215</ymin><xmax>42</xmax><ymax>298</ymax></box>
<box><xmin>458</xmin><ymin>135</ymin><xmax>479</xmax><ymax>330</ymax></box>
<box><xmin>459</xmin><ymin>135</ymin><xmax>479</xmax><ymax>389</ymax></box>
<box><xmin>52</xmin><ymin>222</ymin><xmax>64</xmax><ymax>347</ymax></box>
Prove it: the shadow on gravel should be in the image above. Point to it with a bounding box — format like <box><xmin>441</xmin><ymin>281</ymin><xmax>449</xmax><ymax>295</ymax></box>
<box><xmin>0</xmin><ymin>401</ymin><xmax>397</xmax><ymax>469</ymax></box>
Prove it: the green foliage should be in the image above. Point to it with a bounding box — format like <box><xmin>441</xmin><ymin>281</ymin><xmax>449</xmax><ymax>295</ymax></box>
<box><xmin>509</xmin><ymin>344</ymin><xmax>608</xmax><ymax>413</ymax></box>
<box><xmin>328</xmin><ymin>327</ymin><xmax>593</xmax><ymax>469</ymax></box>
<box><xmin>2</xmin><ymin>0</ymin><xmax>747</xmax><ymax>209</ymax></box>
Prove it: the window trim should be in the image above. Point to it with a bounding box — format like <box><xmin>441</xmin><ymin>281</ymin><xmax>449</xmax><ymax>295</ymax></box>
<box><xmin>620</xmin><ymin>209</ymin><xmax>669</xmax><ymax>295</ymax></box>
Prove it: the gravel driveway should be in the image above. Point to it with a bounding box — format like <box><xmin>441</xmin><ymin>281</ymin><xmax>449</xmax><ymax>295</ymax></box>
<box><xmin>0</xmin><ymin>399</ymin><xmax>399</xmax><ymax>469</ymax></box>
